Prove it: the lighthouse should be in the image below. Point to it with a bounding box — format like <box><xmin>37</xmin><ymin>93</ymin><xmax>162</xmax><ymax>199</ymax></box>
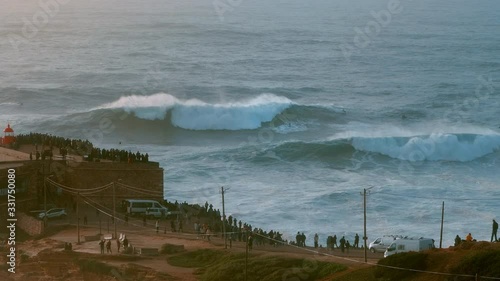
<box><xmin>1</xmin><ymin>124</ymin><xmax>15</xmax><ymax>146</ymax></box>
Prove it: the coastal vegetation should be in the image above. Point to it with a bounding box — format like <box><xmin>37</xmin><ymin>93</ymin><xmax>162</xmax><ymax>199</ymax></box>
<box><xmin>167</xmin><ymin>249</ymin><xmax>346</xmax><ymax>281</ymax></box>
<box><xmin>334</xmin><ymin>241</ymin><xmax>500</xmax><ymax>281</ymax></box>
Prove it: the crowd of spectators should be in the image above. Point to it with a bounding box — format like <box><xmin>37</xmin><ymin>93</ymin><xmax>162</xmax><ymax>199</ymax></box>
<box><xmin>15</xmin><ymin>133</ymin><xmax>149</xmax><ymax>163</ymax></box>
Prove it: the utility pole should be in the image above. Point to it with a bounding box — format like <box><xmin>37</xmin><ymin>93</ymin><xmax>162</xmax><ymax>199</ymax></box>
<box><xmin>113</xmin><ymin>181</ymin><xmax>117</xmax><ymax>239</ymax></box>
<box><xmin>77</xmin><ymin>192</ymin><xmax>80</xmax><ymax>244</ymax></box>
<box><xmin>43</xmin><ymin>159</ymin><xmax>52</xmax><ymax>229</ymax></box>
<box><xmin>439</xmin><ymin>201</ymin><xmax>444</xmax><ymax>248</ymax></box>
<box><xmin>363</xmin><ymin>186</ymin><xmax>374</xmax><ymax>263</ymax></box>
<box><xmin>221</xmin><ymin>186</ymin><xmax>227</xmax><ymax>249</ymax></box>
<box><xmin>43</xmin><ymin>172</ymin><xmax>47</xmax><ymax>228</ymax></box>
<box><xmin>245</xmin><ymin>228</ymin><xmax>249</xmax><ymax>281</ymax></box>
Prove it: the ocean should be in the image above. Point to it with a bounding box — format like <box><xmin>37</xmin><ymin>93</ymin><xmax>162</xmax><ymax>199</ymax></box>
<box><xmin>1</xmin><ymin>0</ymin><xmax>499</xmax><ymax>247</ymax></box>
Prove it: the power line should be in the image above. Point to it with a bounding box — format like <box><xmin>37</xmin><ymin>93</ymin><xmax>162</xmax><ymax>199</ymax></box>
<box><xmin>47</xmin><ymin>180</ymin><xmax>113</xmax><ymax>195</ymax></box>
<box><xmin>45</xmin><ymin>178</ymin><xmax>164</xmax><ymax>197</ymax></box>
<box><xmin>46</xmin><ymin>177</ymin><xmax>113</xmax><ymax>194</ymax></box>
<box><xmin>115</xmin><ymin>181</ymin><xmax>163</xmax><ymax>196</ymax></box>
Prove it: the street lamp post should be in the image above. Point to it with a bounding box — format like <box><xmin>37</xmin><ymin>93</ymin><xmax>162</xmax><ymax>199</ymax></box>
<box><xmin>245</xmin><ymin>228</ymin><xmax>249</xmax><ymax>281</ymax></box>
<box><xmin>43</xmin><ymin>173</ymin><xmax>47</xmax><ymax>227</ymax></box>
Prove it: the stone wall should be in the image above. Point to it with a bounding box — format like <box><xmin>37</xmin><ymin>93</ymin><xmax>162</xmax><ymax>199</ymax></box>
<box><xmin>62</xmin><ymin>161</ymin><xmax>164</xmax><ymax>210</ymax></box>
<box><xmin>0</xmin><ymin>162</ymin><xmax>41</xmax><ymax>226</ymax></box>
<box><xmin>17</xmin><ymin>212</ymin><xmax>44</xmax><ymax>237</ymax></box>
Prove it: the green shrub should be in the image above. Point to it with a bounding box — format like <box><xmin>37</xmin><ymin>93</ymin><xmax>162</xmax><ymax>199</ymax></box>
<box><xmin>168</xmin><ymin>249</ymin><xmax>346</xmax><ymax>281</ymax></box>
<box><xmin>76</xmin><ymin>259</ymin><xmax>113</xmax><ymax>275</ymax></box>
<box><xmin>375</xmin><ymin>252</ymin><xmax>428</xmax><ymax>281</ymax></box>
<box><xmin>20</xmin><ymin>253</ymin><xmax>30</xmax><ymax>263</ymax></box>
<box><xmin>200</xmin><ymin>254</ymin><xmax>345</xmax><ymax>281</ymax></box>
<box><xmin>450</xmin><ymin>250</ymin><xmax>500</xmax><ymax>280</ymax></box>
<box><xmin>167</xmin><ymin>249</ymin><xmax>226</xmax><ymax>268</ymax></box>
<box><xmin>331</xmin><ymin>267</ymin><xmax>378</xmax><ymax>281</ymax></box>
<box><xmin>160</xmin><ymin>243</ymin><xmax>185</xmax><ymax>254</ymax></box>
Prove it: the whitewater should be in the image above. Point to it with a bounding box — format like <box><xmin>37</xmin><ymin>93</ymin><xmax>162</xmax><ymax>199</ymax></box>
<box><xmin>1</xmin><ymin>0</ymin><xmax>500</xmax><ymax>247</ymax></box>
<box><xmin>95</xmin><ymin>93</ymin><xmax>295</xmax><ymax>130</ymax></box>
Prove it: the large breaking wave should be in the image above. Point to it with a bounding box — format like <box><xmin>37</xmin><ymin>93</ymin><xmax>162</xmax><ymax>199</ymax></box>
<box><xmin>266</xmin><ymin>133</ymin><xmax>500</xmax><ymax>162</ymax></box>
<box><xmin>93</xmin><ymin>93</ymin><xmax>294</xmax><ymax>130</ymax></box>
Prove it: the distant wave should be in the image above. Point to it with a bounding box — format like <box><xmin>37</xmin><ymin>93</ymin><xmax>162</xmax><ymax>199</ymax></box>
<box><xmin>90</xmin><ymin>93</ymin><xmax>345</xmax><ymax>131</ymax></box>
<box><xmin>266</xmin><ymin>133</ymin><xmax>500</xmax><ymax>162</ymax></box>
<box><xmin>261</xmin><ymin>140</ymin><xmax>354</xmax><ymax>162</ymax></box>
<box><xmin>0</xmin><ymin>102</ymin><xmax>22</xmax><ymax>106</ymax></box>
<box><xmin>351</xmin><ymin>133</ymin><xmax>500</xmax><ymax>162</ymax></box>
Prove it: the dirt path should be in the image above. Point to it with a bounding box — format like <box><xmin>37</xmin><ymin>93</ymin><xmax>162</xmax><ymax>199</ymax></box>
<box><xmin>10</xmin><ymin>224</ymin><xmax>382</xmax><ymax>281</ymax></box>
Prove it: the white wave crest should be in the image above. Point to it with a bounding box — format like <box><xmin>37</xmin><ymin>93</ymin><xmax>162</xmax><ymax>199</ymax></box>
<box><xmin>96</xmin><ymin>93</ymin><xmax>294</xmax><ymax>130</ymax></box>
<box><xmin>351</xmin><ymin>133</ymin><xmax>500</xmax><ymax>161</ymax></box>
<box><xmin>0</xmin><ymin>102</ymin><xmax>23</xmax><ymax>106</ymax></box>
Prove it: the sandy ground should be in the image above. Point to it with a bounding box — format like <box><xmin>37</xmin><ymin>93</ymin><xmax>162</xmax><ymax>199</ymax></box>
<box><xmin>1</xmin><ymin>211</ymin><xmax>383</xmax><ymax>281</ymax></box>
<box><xmin>0</xmin><ymin>147</ymin><xmax>30</xmax><ymax>162</ymax></box>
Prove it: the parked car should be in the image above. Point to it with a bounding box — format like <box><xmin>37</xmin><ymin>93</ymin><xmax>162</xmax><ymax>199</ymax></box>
<box><xmin>369</xmin><ymin>236</ymin><xmax>400</xmax><ymax>253</ymax></box>
<box><xmin>38</xmin><ymin>208</ymin><xmax>67</xmax><ymax>220</ymax></box>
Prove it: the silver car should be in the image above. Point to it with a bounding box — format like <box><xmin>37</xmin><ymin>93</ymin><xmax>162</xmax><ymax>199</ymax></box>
<box><xmin>369</xmin><ymin>236</ymin><xmax>397</xmax><ymax>253</ymax></box>
<box><xmin>38</xmin><ymin>208</ymin><xmax>67</xmax><ymax>220</ymax></box>
<box><xmin>145</xmin><ymin>207</ymin><xmax>167</xmax><ymax>219</ymax></box>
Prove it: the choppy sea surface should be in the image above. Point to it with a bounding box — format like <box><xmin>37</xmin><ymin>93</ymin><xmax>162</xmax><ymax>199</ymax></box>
<box><xmin>1</xmin><ymin>0</ymin><xmax>500</xmax><ymax>246</ymax></box>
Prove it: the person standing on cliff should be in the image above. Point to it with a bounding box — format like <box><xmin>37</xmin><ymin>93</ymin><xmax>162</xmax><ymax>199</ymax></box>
<box><xmin>466</xmin><ymin>233</ymin><xmax>473</xmax><ymax>242</ymax></box>
<box><xmin>171</xmin><ymin>220</ymin><xmax>176</xmax><ymax>232</ymax></box>
<box><xmin>123</xmin><ymin>237</ymin><xmax>129</xmax><ymax>249</ymax></box>
<box><xmin>332</xmin><ymin>235</ymin><xmax>338</xmax><ymax>249</ymax></box>
<box><xmin>248</xmin><ymin>234</ymin><xmax>253</xmax><ymax>250</ymax></box>
<box><xmin>106</xmin><ymin>240</ymin><xmax>112</xmax><ymax>253</ymax></box>
<box><xmin>354</xmin><ymin>233</ymin><xmax>360</xmax><ymax>248</ymax></box>
<box><xmin>99</xmin><ymin>240</ymin><xmax>105</xmax><ymax>254</ymax></box>
<box><xmin>178</xmin><ymin>219</ymin><xmax>183</xmax><ymax>233</ymax></box>
<box><xmin>340</xmin><ymin>236</ymin><xmax>346</xmax><ymax>253</ymax></box>
<box><xmin>492</xmin><ymin>219</ymin><xmax>498</xmax><ymax>242</ymax></box>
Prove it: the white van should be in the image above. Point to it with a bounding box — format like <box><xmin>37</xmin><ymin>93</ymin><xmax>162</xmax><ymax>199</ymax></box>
<box><xmin>384</xmin><ymin>237</ymin><xmax>435</xmax><ymax>258</ymax></box>
<box><xmin>122</xmin><ymin>199</ymin><xmax>168</xmax><ymax>216</ymax></box>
